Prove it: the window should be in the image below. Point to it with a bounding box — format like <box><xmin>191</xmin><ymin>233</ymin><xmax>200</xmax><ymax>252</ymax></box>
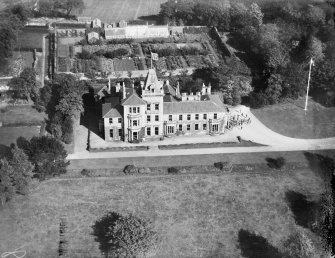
<box><xmin>133</xmin><ymin>107</ymin><xmax>137</xmax><ymax>113</ymax></box>
<box><xmin>195</xmin><ymin>124</ymin><xmax>199</xmax><ymax>130</ymax></box>
<box><xmin>147</xmin><ymin>104</ymin><xmax>151</xmax><ymax>111</ymax></box>
<box><xmin>155</xmin><ymin>104</ymin><xmax>159</xmax><ymax>110</ymax></box>
<box><xmin>195</xmin><ymin>114</ymin><xmax>199</xmax><ymax>120</ymax></box>
<box><xmin>155</xmin><ymin>115</ymin><xmax>159</xmax><ymax>121</ymax></box>
<box><xmin>203</xmin><ymin>124</ymin><xmax>207</xmax><ymax>130</ymax></box>
<box><xmin>169</xmin><ymin>115</ymin><xmax>172</xmax><ymax>121</ymax></box>
<box><xmin>167</xmin><ymin>126</ymin><xmax>174</xmax><ymax>134</ymax></box>
<box><xmin>137</xmin><ymin>107</ymin><xmax>140</xmax><ymax>113</ymax></box>
<box><xmin>179</xmin><ymin>115</ymin><xmax>183</xmax><ymax>121</ymax></box>
<box><xmin>133</xmin><ymin>120</ymin><xmax>138</xmax><ymax>126</ymax></box>
<box><xmin>178</xmin><ymin>124</ymin><xmax>182</xmax><ymax>131</ymax></box>
<box><xmin>214</xmin><ymin>113</ymin><xmax>217</xmax><ymax>119</ymax></box>
<box><xmin>133</xmin><ymin>131</ymin><xmax>138</xmax><ymax>140</ymax></box>
<box><xmin>212</xmin><ymin>124</ymin><xmax>219</xmax><ymax>132</ymax></box>
<box><xmin>109</xmin><ymin>118</ymin><xmax>113</xmax><ymax>124</ymax></box>
<box><xmin>118</xmin><ymin>129</ymin><xmax>122</xmax><ymax>138</ymax></box>
<box><xmin>187</xmin><ymin>124</ymin><xmax>190</xmax><ymax>131</ymax></box>
<box><xmin>109</xmin><ymin>129</ymin><xmax>113</xmax><ymax>138</ymax></box>
<box><xmin>129</xmin><ymin>107</ymin><xmax>132</xmax><ymax>113</ymax></box>
<box><xmin>203</xmin><ymin>114</ymin><xmax>207</xmax><ymax>120</ymax></box>
<box><xmin>147</xmin><ymin>127</ymin><xmax>151</xmax><ymax>136</ymax></box>
<box><xmin>147</xmin><ymin>115</ymin><xmax>151</xmax><ymax>122</ymax></box>
<box><xmin>187</xmin><ymin>114</ymin><xmax>191</xmax><ymax>120</ymax></box>
<box><xmin>155</xmin><ymin>127</ymin><xmax>159</xmax><ymax>135</ymax></box>
<box><xmin>118</xmin><ymin>118</ymin><xmax>122</xmax><ymax>124</ymax></box>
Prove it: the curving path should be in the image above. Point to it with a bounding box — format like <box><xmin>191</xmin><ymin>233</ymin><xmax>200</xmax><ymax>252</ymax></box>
<box><xmin>67</xmin><ymin>106</ymin><xmax>335</xmax><ymax>161</ymax></box>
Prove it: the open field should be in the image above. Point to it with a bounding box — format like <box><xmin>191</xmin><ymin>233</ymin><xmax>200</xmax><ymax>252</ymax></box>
<box><xmin>78</xmin><ymin>0</ymin><xmax>167</xmax><ymax>23</ymax></box>
<box><xmin>252</xmin><ymin>98</ymin><xmax>335</xmax><ymax>139</ymax></box>
<box><xmin>0</xmin><ymin>164</ymin><xmax>326</xmax><ymax>257</ymax></box>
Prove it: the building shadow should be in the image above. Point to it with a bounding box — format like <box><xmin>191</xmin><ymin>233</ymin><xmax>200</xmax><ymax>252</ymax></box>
<box><xmin>80</xmin><ymin>88</ymin><xmax>103</xmax><ymax>139</ymax></box>
<box><xmin>237</xmin><ymin>229</ymin><xmax>284</xmax><ymax>258</ymax></box>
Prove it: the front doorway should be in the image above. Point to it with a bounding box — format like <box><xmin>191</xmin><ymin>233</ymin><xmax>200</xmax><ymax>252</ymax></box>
<box><xmin>133</xmin><ymin>131</ymin><xmax>138</xmax><ymax>141</ymax></box>
<box><xmin>167</xmin><ymin>125</ymin><xmax>175</xmax><ymax>134</ymax></box>
<box><xmin>212</xmin><ymin>124</ymin><xmax>219</xmax><ymax>133</ymax></box>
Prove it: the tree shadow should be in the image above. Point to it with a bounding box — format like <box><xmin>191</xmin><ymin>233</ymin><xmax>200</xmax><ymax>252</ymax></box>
<box><xmin>92</xmin><ymin>212</ymin><xmax>123</xmax><ymax>257</ymax></box>
<box><xmin>0</xmin><ymin>144</ymin><xmax>11</xmax><ymax>159</ymax></box>
<box><xmin>80</xmin><ymin>87</ymin><xmax>102</xmax><ymax>139</ymax></box>
<box><xmin>137</xmin><ymin>15</ymin><xmax>162</xmax><ymax>25</ymax></box>
<box><xmin>285</xmin><ymin>190</ymin><xmax>318</xmax><ymax>230</ymax></box>
<box><xmin>237</xmin><ymin>229</ymin><xmax>284</xmax><ymax>258</ymax></box>
<box><xmin>304</xmin><ymin>152</ymin><xmax>334</xmax><ymax>183</ymax></box>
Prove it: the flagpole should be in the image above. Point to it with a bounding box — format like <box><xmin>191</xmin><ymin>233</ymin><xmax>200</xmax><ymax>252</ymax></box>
<box><xmin>304</xmin><ymin>58</ymin><xmax>314</xmax><ymax>111</ymax></box>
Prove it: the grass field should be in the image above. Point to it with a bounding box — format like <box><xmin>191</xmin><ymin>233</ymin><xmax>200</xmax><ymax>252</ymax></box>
<box><xmin>0</xmin><ymin>165</ymin><xmax>326</xmax><ymax>257</ymax></box>
<box><xmin>79</xmin><ymin>0</ymin><xmax>167</xmax><ymax>23</ymax></box>
<box><xmin>0</xmin><ymin>105</ymin><xmax>46</xmax><ymax>126</ymax></box>
<box><xmin>252</xmin><ymin>98</ymin><xmax>335</xmax><ymax>139</ymax></box>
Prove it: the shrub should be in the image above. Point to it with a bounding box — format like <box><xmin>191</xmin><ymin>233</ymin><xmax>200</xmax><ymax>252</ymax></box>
<box><xmin>214</xmin><ymin>161</ymin><xmax>233</xmax><ymax>172</ymax></box>
<box><xmin>124</xmin><ymin>165</ymin><xmax>138</xmax><ymax>175</ymax></box>
<box><xmin>266</xmin><ymin>157</ymin><xmax>286</xmax><ymax>170</ymax></box>
<box><xmin>167</xmin><ymin>167</ymin><xmax>180</xmax><ymax>174</ymax></box>
<box><xmin>81</xmin><ymin>169</ymin><xmax>91</xmax><ymax>177</ymax></box>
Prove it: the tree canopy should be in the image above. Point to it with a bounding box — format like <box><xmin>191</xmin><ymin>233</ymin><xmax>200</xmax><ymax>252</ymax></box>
<box><xmin>9</xmin><ymin>68</ymin><xmax>39</xmax><ymax>101</ymax></box>
<box><xmin>17</xmin><ymin>136</ymin><xmax>68</xmax><ymax>181</ymax></box>
<box><xmin>92</xmin><ymin>212</ymin><xmax>159</xmax><ymax>258</ymax></box>
<box><xmin>0</xmin><ymin>146</ymin><xmax>34</xmax><ymax>206</ymax></box>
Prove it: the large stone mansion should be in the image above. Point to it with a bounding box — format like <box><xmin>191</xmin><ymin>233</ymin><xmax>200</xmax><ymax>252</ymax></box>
<box><xmin>101</xmin><ymin>69</ymin><xmax>228</xmax><ymax>143</ymax></box>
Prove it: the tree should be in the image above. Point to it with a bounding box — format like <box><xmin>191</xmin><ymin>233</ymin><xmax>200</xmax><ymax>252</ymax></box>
<box><xmin>305</xmin><ymin>36</ymin><xmax>325</xmax><ymax>62</ymax></box>
<box><xmin>0</xmin><ymin>20</ymin><xmax>18</xmax><ymax>60</ymax></box>
<box><xmin>92</xmin><ymin>212</ymin><xmax>159</xmax><ymax>258</ymax></box>
<box><xmin>265</xmin><ymin>74</ymin><xmax>283</xmax><ymax>104</ymax></box>
<box><xmin>54</xmin><ymin>0</ymin><xmax>85</xmax><ymax>17</ymax></box>
<box><xmin>18</xmin><ymin>136</ymin><xmax>68</xmax><ymax>181</ymax></box>
<box><xmin>9</xmin><ymin>68</ymin><xmax>39</xmax><ymax>101</ymax></box>
<box><xmin>8</xmin><ymin>147</ymin><xmax>34</xmax><ymax>195</ymax></box>
<box><xmin>56</xmin><ymin>92</ymin><xmax>83</xmax><ymax>117</ymax></box>
<box><xmin>0</xmin><ymin>146</ymin><xmax>34</xmax><ymax>206</ymax></box>
<box><xmin>0</xmin><ymin>159</ymin><xmax>15</xmax><ymax>206</ymax></box>
<box><xmin>258</xmin><ymin>23</ymin><xmax>290</xmax><ymax>69</ymax></box>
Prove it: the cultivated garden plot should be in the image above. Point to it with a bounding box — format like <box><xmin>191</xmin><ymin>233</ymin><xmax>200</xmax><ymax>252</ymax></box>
<box><xmin>59</xmin><ymin>29</ymin><xmax>222</xmax><ymax>75</ymax></box>
<box><xmin>0</xmin><ymin>168</ymin><xmax>327</xmax><ymax>257</ymax></box>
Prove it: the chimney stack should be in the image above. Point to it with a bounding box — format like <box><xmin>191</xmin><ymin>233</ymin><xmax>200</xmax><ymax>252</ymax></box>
<box><xmin>122</xmin><ymin>82</ymin><xmax>126</xmax><ymax>99</ymax></box>
<box><xmin>176</xmin><ymin>81</ymin><xmax>181</xmax><ymax>99</ymax></box>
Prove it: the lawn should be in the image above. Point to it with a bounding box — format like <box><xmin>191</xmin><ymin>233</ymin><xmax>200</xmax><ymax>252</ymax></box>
<box><xmin>252</xmin><ymin>98</ymin><xmax>335</xmax><ymax>139</ymax></box>
<box><xmin>0</xmin><ymin>165</ymin><xmax>326</xmax><ymax>257</ymax></box>
<box><xmin>0</xmin><ymin>105</ymin><xmax>46</xmax><ymax>126</ymax></box>
<box><xmin>78</xmin><ymin>0</ymin><xmax>167</xmax><ymax>23</ymax></box>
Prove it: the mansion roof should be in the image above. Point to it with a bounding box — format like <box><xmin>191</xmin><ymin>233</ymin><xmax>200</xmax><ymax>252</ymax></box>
<box><xmin>163</xmin><ymin>98</ymin><xmax>223</xmax><ymax>114</ymax></box>
<box><xmin>121</xmin><ymin>92</ymin><xmax>147</xmax><ymax>106</ymax></box>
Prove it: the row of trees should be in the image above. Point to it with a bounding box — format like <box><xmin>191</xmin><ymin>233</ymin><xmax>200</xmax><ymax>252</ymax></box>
<box><xmin>160</xmin><ymin>0</ymin><xmax>335</xmax><ymax>107</ymax></box>
<box><xmin>0</xmin><ymin>136</ymin><xmax>68</xmax><ymax>206</ymax></box>
<box><xmin>37</xmin><ymin>74</ymin><xmax>88</xmax><ymax>143</ymax></box>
